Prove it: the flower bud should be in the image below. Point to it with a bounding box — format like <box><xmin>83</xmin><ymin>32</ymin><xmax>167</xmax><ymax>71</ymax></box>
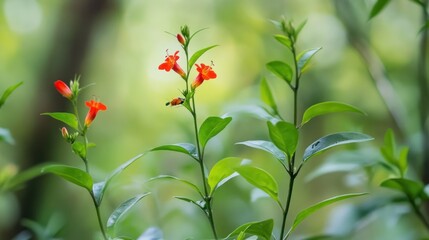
<box><xmin>54</xmin><ymin>80</ymin><xmax>73</xmax><ymax>99</ymax></box>
<box><xmin>180</xmin><ymin>25</ymin><xmax>190</xmax><ymax>39</ymax></box>
<box><xmin>177</xmin><ymin>34</ymin><xmax>185</xmax><ymax>46</ymax></box>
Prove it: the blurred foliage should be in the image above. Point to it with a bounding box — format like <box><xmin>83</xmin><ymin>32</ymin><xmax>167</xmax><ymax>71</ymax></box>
<box><xmin>0</xmin><ymin>0</ymin><xmax>428</xmax><ymax>239</ymax></box>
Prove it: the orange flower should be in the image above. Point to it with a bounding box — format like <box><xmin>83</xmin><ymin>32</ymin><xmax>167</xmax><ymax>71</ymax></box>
<box><xmin>191</xmin><ymin>63</ymin><xmax>217</xmax><ymax>89</ymax></box>
<box><xmin>158</xmin><ymin>50</ymin><xmax>186</xmax><ymax>78</ymax></box>
<box><xmin>84</xmin><ymin>99</ymin><xmax>107</xmax><ymax>127</ymax></box>
<box><xmin>54</xmin><ymin>80</ymin><xmax>73</xmax><ymax>99</ymax></box>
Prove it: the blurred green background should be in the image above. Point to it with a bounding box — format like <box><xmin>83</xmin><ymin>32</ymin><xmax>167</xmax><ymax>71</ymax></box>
<box><xmin>0</xmin><ymin>0</ymin><xmax>428</xmax><ymax>239</ymax></box>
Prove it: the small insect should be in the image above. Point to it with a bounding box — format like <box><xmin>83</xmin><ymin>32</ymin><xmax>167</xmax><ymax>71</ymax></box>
<box><xmin>166</xmin><ymin>97</ymin><xmax>185</xmax><ymax>106</ymax></box>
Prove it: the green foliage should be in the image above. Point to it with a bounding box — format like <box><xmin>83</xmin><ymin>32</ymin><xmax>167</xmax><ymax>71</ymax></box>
<box><xmin>106</xmin><ymin>193</ymin><xmax>150</xmax><ymax>233</ymax></box>
<box><xmin>236</xmin><ymin>140</ymin><xmax>286</xmax><ymax>165</ymax></box>
<box><xmin>146</xmin><ymin>175</ymin><xmax>203</xmax><ymax>198</ymax></box>
<box><xmin>287</xmin><ymin>193</ymin><xmax>367</xmax><ymax>237</ymax></box>
<box><xmin>380</xmin><ymin>129</ymin><xmax>408</xmax><ymax>177</ymax></box>
<box><xmin>380</xmin><ymin>178</ymin><xmax>425</xmax><ymax>199</ymax></box>
<box><xmin>150</xmin><ymin>143</ymin><xmax>198</xmax><ymax>160</ymax></box>
<box><xmin>93</xmin><ymin>153</ymin><xmax>145</xmax><ymax>206</ymax></box>
<box><xmin>189</xmin><ymin>45</ymin><xmax>218</xmax><ymax>70</ymax></box>
<box><xmin>274</xmin><ymin>34</ymin><xmax>292</xmax><ymax>50</ymax></box>
<box><xmin>2</xmin><ymin>163</ymin><xmax>53</xmax><ymax>191</ymax></box>
<box><xmin>266</xmin><ymin>61</ymin><xmax>293</xmax><ymax>84</ymax></box>
<box><xmin>42</xmin><ymin>165</ymin><xmax>93</xmax><ymax>191</ymax></box>
<box><xmin>0</xmin><ymin>81</ymin><xmax>23</xmax><ymax>109</ymax></box>
<box><xmin>296</xmin><ymin>47</ymin><xmax>321</xmax><ymax>74</ymax></box>
<box><xmin>235</xmin><ymin>165</ymin><xmax>280</xmax><ymax>205</ymax></box>
<box><xmin>260</xmin><ymin>77</ymin><xmax>279</xmax><ymax>115</ymax></box>
<box><xmin>267</xmin><ymin>121</ymin><xmax>299</xmax><ymax>158</ymax></box>
<box><xmin>226</xmin><ymin>219</ymin><xmax>274</xmax><ymax>240</ymax></box>
<box><xmin>369</xmin><ymin>0</ymin><xmax>392</xmax><ymax>19</ymax></box>
<box><xmin>72</xmin><ymin>141</ymin><xmax>87</xmax><ymax>160</ymax></box>
<box><xmin>199</xmin><ymin>116</ymin><xmax>232</xmax><ymax>150</ymax></box>
<box><xmin>41</xmin><ymin>112</ymin><xmax>79</xmax><ymax>130</ymax></box>
<box><xmin>207</xmin><ymin>157</ymin><xmax>242</xmax><ymax>195</ymax></box>
<box><xmin>301</xmin><ymin>101</ymin><xmax>366</xmax><ymax>127</ymax></box>
<box><xmin>303</xmin><ymin>132</ymin><xmax>374</xmax><ymax>162</ymax></box>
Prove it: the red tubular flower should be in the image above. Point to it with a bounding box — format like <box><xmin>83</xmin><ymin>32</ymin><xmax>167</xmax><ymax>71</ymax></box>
<box><xmin>158</xmin><ymin>50</ymin><xmax>186</xmax><ymax>78</ymax></box>
<box><xmin>191</xmin><ymin>63</ymin><xmax>217</xmax><ymax>89</ymax></box>
<box><xmin>84</xmin><ymin>99</ymin><xmax>107</xmax><ymax>127</ymax></box>
<box><xmin>54</xmin><ymin>80</ymin><xmax>73</xmax><ymax>99</ymax></box>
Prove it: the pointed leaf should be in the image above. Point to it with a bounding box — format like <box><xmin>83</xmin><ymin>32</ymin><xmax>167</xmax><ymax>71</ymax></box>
<box><xmin>236</xmin><ymin>140</ymin><xmax>286</xmax><ymax>164</ymax></box>
<box><xmin>72</xmin><ymin>141</ymin><xmax>86</xmax><ymax>159</ymax></box>
<box><xmin>226</xmin><ymin>219</ymin><xmax>274</xmax><ymax>240</ymax></box>
<box><xmin>266</xmin><ymin>61</ymin><xmax>293</xmax><ymax>83</ymax></box>
<box><xmin>236</xmin><ymin>166</ymin><xmax>280</xmax><ymax>204</ymax></box>
<box><xmin>369</xmin><ymin>0</ymin><xmax>391</xmax><ymax>19</ymax></box>
<box><xmin>303</xmin><ymin>132</ymin><xmax>373</xmax><ymax>162</ymax></box>
<box><xmin>297</xmin><ymin>47</ymin><xmax>321</xmax><ymax>73</ymax></box>
<box><xmin>260</xmin><ymin>77</ymin><xmax>278</xmax><ymax>114</ymax></box>
<box><xmin>301</xmin><ymin>101</ymin><xmax>365</xmax><ymax>126</ymax></box>
<box><xmin>295</xmin><ymin>19</ymin><xmax>308</xmax><ymax>39</ymax></box>
<box><xmin>398</xmin><ymin>148</ymin><xmax>409</xmax><ymax>176</ymax></box>
<box><xmin>208</xmin><ymin>157</ymin><xmax>242</xmax><ymax>195</ymax></box>
<box><xmin>0</xmin><ymin>128</ymin><xmax>15</xmax><ymax>145</ymax></box>
<box><xmin>4</xmin><ymin>163</ymin><xmax>53</xmax><ymax>191</ymax></box>
<box><xmin>93</xmin><ymin>153</ymin><xmax>145</xmax><ymax>206</ymax></box>
<box><xmin>41</xmin><ymin>112</ymin><xmax>79</xmax><ymax>130</ymax></box>
<box><xmin>274</xmin><ymin>34</ymin><xmax>292</xmax><ymax>49</ymax></box>
<box><xmin>189</xmin><ymin>45</ymin><xmax>218</xmax><ymax>68</ymax></box>
<box><xmin>381</xmin><ymin>178</ymin><xmax>424</xmax><ymax>199</ymax></box>
<box><xmin>288</xmin><ymin>193</ymin><xmax>367</xmax><ymax>235</ymax></box>
<box><xmin>0</xmin><ymin>81</ymin><xmax>23</xmax><ymax>109</ymax></box>
<box><xmin>199</xmin><ymin>116</ymin><xmax>232</xmax><ymax>150</ymax></box>
<box><xmin>145</xmin><ymin>175</ymin><xmax>203</xmax><ymax>197</ymax></box>
<box><xmin>107</xmin><ymin>193</ymin><xmax>150</xmax><ymax>231</ymax></box>
<box><xmin>267</xmin><ymin>121</ymin><xmax>298</xmax><ymax>157</ymax></box>
<box><xmin>150</xmin><ymin>143</ymin><xmax>198</xmax><ymax>160</ymax></box>
<box><xmin>42</xmin><ymin>165</ymin><xmax>93</xmax><ymax>191</ymax></box>
<box><xmin>174</xmin><ymin>196</ymin><xmax>206</xmax><ymax>210</ymax></box>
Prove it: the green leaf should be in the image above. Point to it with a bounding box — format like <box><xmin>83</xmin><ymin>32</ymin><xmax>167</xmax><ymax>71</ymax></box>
<box><xmin>0</xmin><ymin>81</ymin><xmax>23</xmax><ymax>109</ymax></box>
<box><xmin>295</xmin><ymin>19</ymin><xmax>308</xmax><ymax>39</ymax></box>
<box><xmin>236</xmin><ymin>140</ymin><xmax>286</xmax><ymax>164</ymax></box>
<box><xmin>303</xmin><ymin>132</ymin><xmax>373</xmax><ymax>162</ymax></box>
<box><xmin>235</xmin><ymin>165</ymin><xmax>279</xmax><ymax>204</ymax></box>
<box><xmin>398</xmin><ymin>148</ymin><xmax>409</xmax><ymax>176</ymax></box>
<box><xmin>260</xmin><ymin>77</ymin><xmax>278</xmax><ymax>114</ymax></box>
<box><xmin>107</xmin><ymin>193</ymin><xmax>150</xmax><ymax>231</ymax></box>
<box><xmin>266</xmin><ymin>61</ymin><xmax>293</xmax><ymax>83</ymax></box>
<box><xmin>174</xmin><ymin>196</ymin><xmax>206</xmax><ymax>210</ymax></box>
<box><xmin>274</xmin><ymin>34</ymin><xmax>292</xmax><ymax>49</ymax></box>
<box><xmin>199</xmin><ymin>116</ymin><xmax>232</xmax><ymax>150</ymax></box>
<box><xmin>189</xmin><ymin>45</ymin><xmax>218</xmax><ymax>68</ymax></box>
<box><xmin>145</xmin><ymin>175</ymin><xmax>203</xmax><ymax>198</ymax></box>
<box><xmin>3</xmin><ymin>163</ymin><xmax>53</xmax><ymax>191</ymax></box>
<box><xmin>150</xmin><ymin>143</ymin><xmax>198</xmax><ymax>160</ymax></box>
<box><xmin>297</xmin><ymin>47</ymin><xmax>321</xmax><ymax>73</ymax></box>
<box><xmin>137</xmin><ymin>227</ymin><xmax>163</xmax><ymax>240</ymax></box>
<box><xmin>381</xmin><ymin>178</ymin><xmax>424</xmax><ymax>199</ymax></box>
<box><xmin>42</xmin><ymin>165</ymin><xmax>93</xmax><ymax>191</ymax></box>
<box><xmin>93</xmin><ymin>153</ymin><xmax>145</xmax><ymax>206</ymax></box>
<box><xmin>369</xmin><ymin>0</ymin><xmax>391</xmax><ymax>19</ymax></box>
<box><xmin>287</xmin><ymin>193</ymin><xmax>367</xmax><ymax>236</ymax></box>
<box><xmin>0</xmin><ymin>128</ymin><xmax>14</xmax><ymax>145</ymax></box>
<box><xmin>267</xmin><ymin>121</ymin><xmax>298</xmax><ymax>157</ymax></box>
<box><xmin>41</xmin><ymin>112</ymin><xmax>79</xmax><ymax>130</ymax></box>
<box><xmin>226</xmin><ymin>219</ymin><xmax>274</xmax><ymax>240</ymax></box>
<box><xmin>72</xmin><ymin>141</ymin><xmax>86</xmax><ymax>160</ymax></box>
<box><xmin>301</xmin><ymin>101</ymin><xmax>366</xmax><ymax>126</ymax></box>
<box><xmin>208</xmin><ymin>157</ymin><xmax>242</xmax><ymax>195</ymax></box>
<box><xmin>380</xmin><ymin>129</ymin><xmax>396</xmax><ymax>164</ymax></box>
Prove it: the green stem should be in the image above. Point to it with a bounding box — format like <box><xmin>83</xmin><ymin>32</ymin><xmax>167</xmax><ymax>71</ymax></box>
<box><xmin>280</xmin><ymin>170</ymin><xmax>296</xmax><ymax>240</ymax></box>
<box><xmin>90</xmin><ymin>192</ymin><xmax>108</xmax><ymax>240</ymax></box>
<box><xmin>280</xmin><ymin>36</ymin><xmax>301</xmax><ymax>240</ymax></box>
<box><xmin>191</xmin><ymin>96</ymin><xmax>218</xmax><ymax>239</ymax></box>
<box><xmin>407</xmin><ymin>194</ymin><xmax>429</xmax><ymax>230</ymax></box>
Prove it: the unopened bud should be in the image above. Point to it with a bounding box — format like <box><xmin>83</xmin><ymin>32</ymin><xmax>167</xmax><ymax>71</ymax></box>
<box><xmin>177</xmin><ymin>34</ymin><xmax>185</xmax><ymax>45</ymax></box>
